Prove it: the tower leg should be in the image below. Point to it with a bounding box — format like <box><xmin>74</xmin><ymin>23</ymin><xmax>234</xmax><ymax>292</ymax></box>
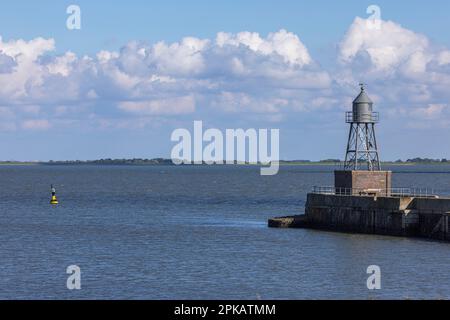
<box><xmin>344</xmin><ymin>122</ymin><xmax>381</xmax><ymax>171</ymax></box>
<box><xmin>355</xmin><ymin>124</ymin><xmax>359</xmax><ymax>170</ymax></box>
<box><xmin>344</xmin><ymin>124</ymin><xmax>353</xmax><ymax>170</ymax></box>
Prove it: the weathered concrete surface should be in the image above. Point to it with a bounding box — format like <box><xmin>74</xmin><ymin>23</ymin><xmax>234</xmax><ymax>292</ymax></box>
<box><xmin>418</xmin><ymin>214</ymin><xmax>449</xmax><ymax>241</ymax></box>
<box><xmin>269</xmin><ymin>193</ymin><xmax>450</xmax><ymax>242</ymax></box>
<box><xmin>411</xmin><ymin>198</ymin><xmax>450</xmax><ymax>213</ymax></box>
<box><xmin>306</xmin><ymin>193</ymin><xmax>413</xmax><ymax>211</ymax></box>
<box><xmin>304</xmin><ymin>194</ymin><xmax>418</xmax><ymax>237</ymax></box>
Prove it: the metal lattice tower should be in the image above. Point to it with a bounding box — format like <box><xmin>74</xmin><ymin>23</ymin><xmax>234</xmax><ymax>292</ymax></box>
<box><xmin>344</xmin><ymin>84</ymin><xmax>381</xmax><ymax>171</ymax></box>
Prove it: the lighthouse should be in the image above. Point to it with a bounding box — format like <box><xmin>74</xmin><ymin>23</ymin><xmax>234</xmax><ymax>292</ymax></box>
<box><xmin>335</xmin><ymin>85</ymin><xmax>391</xmax><ymax>196</ymax></box>
<box><xmin>344</xmin><ymin>84</ymin><xmax>381</xmax><ymax>171</ymax></box>
<box><xmin>269</xmin><ymin>85</ymin><xmax>450</xmax><ymax>242</ymax></box>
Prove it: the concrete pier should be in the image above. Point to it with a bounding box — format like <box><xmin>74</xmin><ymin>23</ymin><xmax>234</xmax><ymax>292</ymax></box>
<box><xmin>269</xmin><ymin>193</ymin><xmax>450</xmax><ymax>242</ymax></box>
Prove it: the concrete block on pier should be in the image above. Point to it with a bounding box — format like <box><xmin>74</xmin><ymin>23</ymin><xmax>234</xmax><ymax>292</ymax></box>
<box><xmin>334</xmin><ymin>170</ymin><xmax>392</xmax><ymax>196</ymax></box>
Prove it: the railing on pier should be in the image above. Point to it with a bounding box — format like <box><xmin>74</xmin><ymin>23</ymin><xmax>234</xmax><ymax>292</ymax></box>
<box><xmin>311</xmin><ymin>186</ymin><xmax>442</xmax><ymax>198</ymax></box>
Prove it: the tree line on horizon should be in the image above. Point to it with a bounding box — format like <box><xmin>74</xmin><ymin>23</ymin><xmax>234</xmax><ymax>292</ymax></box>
<box><xmin>1</xmin><ymin>157</ymin><xmax>449</xmax><ymax>165</ymax></box>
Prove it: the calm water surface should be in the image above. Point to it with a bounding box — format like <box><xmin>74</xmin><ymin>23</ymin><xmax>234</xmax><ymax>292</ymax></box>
<box><xmin>0</xmin><ymin>165</ymin><xmax>449</xmax><ymax>299</ymax></box>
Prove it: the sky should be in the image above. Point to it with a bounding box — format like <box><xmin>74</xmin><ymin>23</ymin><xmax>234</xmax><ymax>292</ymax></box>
<box><xmin>1</xmin><ymin>0</ymin><xmax>450</xmax><ymax>161</ymax></box>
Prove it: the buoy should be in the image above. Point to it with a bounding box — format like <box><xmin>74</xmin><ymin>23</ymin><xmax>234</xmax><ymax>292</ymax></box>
<box><xmin>50</xmin><ymin>184</ymin><xmax>59</xmax><ymax>205</ymax></box>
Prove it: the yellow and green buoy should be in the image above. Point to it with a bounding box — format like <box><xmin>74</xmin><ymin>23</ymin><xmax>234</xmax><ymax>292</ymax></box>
<box><xmin>50</xmin><ymin>184</ymin><xmax>59</xmax><ymax>205</ymax></box>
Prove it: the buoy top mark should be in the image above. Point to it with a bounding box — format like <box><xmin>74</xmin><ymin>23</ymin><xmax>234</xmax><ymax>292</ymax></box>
<box><xmin>50</xmin><ymin>184</ymin><xmax>59</xmax><ymax>205</ymax></box>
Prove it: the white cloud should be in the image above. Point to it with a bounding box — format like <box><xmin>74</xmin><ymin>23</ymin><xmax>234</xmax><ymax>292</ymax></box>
<box><xmin>339</xmin><ymin>17</ymin><xmax>430</xmax><ymax>74</ymax></box>
<box><xmin>0</xmin><ymin>53</ymin><xmax>16</xmax><ymax>73</ymax></box>
<box><xmin>150</xmin><ymin>37</ymin><xmax>209</xmax><ymax>76</ymax></box>
<box><xmin>118</xmin><ymin>95</ymin><xmax>196</xmax><ymax>115</ymax></box>
<box><xmin>0</xmin><ymin>106</ymin><xmax>14</xmax><ymax>118</ymax></box>
<box><xmin>0</xmin><ymin>20</ymin><xmax>450</xmax><ymax>131</ymax></box>
<box><xmin>21</xmin><ymin>119</ymin><xmax>50</xmax><ymax>130</ymax></box>
<box><xmin>411</xmin><ymin>104</ymin><xmax>448</xmax><ymax>120</ymax></box>
<box><xmin>216</xmin><ymin>29</ymin><xmax>312</xmax><ymax>66</ymax></box>
<box><xmin>19</xmin><ymin>105</ymin><xmax>40</xmax><ymax>114</ymax></box>
<box><xmin>0</xmin><ymin>36</ymin><xmax>55</xmax><ymax>101</ymax></box>
<box><xmin>437</xmin><ymin>51</ymin><xmax>450</xmax><ymax>66</ymax></box>
<box><xmin>211</xmin><ymin>91</ymin><xmax>288</xmax><ymax>113</ymax></box>
<box><xmin>336</xmin><ymin>16</ymin><xmax>450</xmax><ymax>128</ymax></box>
<box><xmin>0</xmin><ymin>29</ymin><xmax>330</xmax><ymax>129</ymax></box>
<box><xmin>47</xmin><ymin>51</ymin><xmax>77</xmax><ymax>76</ymax></box>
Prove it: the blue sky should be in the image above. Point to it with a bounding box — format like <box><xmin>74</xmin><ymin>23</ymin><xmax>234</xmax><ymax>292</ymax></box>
<box><xmin>0</xmin><ymin>1</ymin><xmax>391</xmax><ymax>52</ymax></box>
<box><xmin>1</xmin><ymin>1</ymin><xmax>449</xmax><ymax>53</ymax></box>
<box><xmin>0</xmin><ymin>0</ymin><xmax>450</xmax><ymax>161</ymax></box>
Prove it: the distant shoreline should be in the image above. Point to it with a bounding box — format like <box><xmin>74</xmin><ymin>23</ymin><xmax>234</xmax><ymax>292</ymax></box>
<box><xmin>0</xmin><ymin>159</ymin><xmax>449</xmax><ymax>166</ymax></box>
